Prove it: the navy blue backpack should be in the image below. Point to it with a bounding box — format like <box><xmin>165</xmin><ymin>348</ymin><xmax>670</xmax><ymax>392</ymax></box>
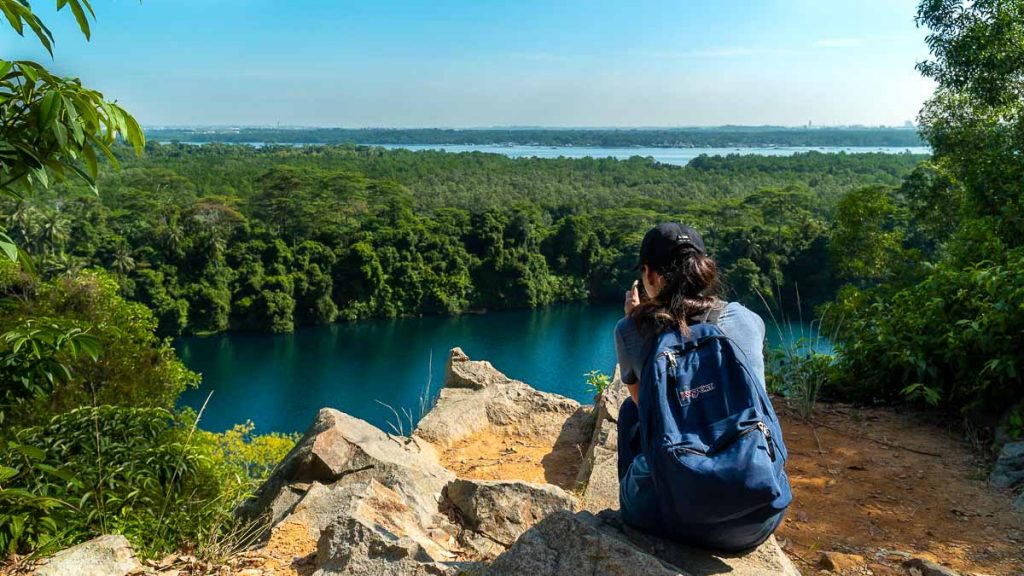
<box><xmin>636</xmin><ymin>308</ymin><xmax>791</xmax><ymax>543</ymax></box>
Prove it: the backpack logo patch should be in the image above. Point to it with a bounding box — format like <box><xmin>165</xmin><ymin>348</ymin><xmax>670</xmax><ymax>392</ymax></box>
<box><xmin>679</xmin><ymin>382</ymin><xmax>715</xmax><ymax>405</ymax></box>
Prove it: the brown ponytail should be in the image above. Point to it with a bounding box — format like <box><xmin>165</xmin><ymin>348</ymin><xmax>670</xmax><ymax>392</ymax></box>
<box><xmin>630</xmin><ymin>244</ymin><xmax>721</xmax><ymax>338</ymax></box>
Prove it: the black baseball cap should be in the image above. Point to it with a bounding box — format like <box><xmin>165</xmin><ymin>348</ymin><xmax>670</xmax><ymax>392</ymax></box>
<box><xmin>635</xmin><ymin>222</ymin><xmax>706</xmax><ymax>270</ymax></box>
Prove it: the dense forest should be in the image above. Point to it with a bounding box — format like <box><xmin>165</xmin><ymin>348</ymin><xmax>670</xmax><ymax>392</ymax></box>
<box><xmin>147</xmin><ymin>126</ymin><xmax>926</xmax><ymax>148</ymax></box>
<box><xmin>2</xmin><ymin>147</ymin><xmax>926</xmax><ymax>335</ymax></box>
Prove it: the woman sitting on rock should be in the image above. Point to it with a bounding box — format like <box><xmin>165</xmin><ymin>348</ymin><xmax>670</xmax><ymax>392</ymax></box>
<box><xmin>614</xmin><ymin>222</ymin><xmax>790</xmax><ymax>551</ymax></box>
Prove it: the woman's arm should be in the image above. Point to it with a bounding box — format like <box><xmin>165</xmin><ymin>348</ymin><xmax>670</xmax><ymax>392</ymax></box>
<box><xmin>621</xmin><ymin>281</ymin><xmax>642</xmax><ymax>406</ymax></box>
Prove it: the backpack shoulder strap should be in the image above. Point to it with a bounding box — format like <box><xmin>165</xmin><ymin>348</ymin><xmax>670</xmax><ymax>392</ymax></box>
<box><xmin>704</xmin><ymin>302</ymin><xmax>725</xmax><ymax>325</ymax></box>
<box><xmin>689</xmin><ymin>300</ymin><xmax>727</xmax><ymax>326</ymax></box>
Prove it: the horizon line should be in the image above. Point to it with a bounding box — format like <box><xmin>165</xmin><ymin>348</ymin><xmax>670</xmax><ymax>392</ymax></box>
<box><xmin>143</xmin><ymin>124</ymin><xmax>918</xmax><ymax>131</ymax></box>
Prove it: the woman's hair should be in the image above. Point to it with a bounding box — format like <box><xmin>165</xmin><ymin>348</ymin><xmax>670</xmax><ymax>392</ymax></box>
<box><xmin>630</xmin><ymin>244</ymin><xmax>721</xmax><ymax>337</ymax></box>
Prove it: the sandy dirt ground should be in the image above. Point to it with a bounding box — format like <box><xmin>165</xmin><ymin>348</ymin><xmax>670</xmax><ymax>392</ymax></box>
<box><xmin>776</xmin><ymin>401</ymin><xmax>1023</xmax><ymax>575</ymax></box>
<box><xmin>236</xmin><ymin>520</ymin><xmax>317</xmax><ymax>576</ymax></box>
<box><xmin>436</xmin><ymin>411</ymin><xmax>593</xmax><ymax>490</ymax></box>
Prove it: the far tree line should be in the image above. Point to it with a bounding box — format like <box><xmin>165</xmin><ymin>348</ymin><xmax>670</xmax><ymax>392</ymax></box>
<box><xmin>147</xmin><ymin>126</ymin><xmax>926</xmax><ymax>148</ymax></box>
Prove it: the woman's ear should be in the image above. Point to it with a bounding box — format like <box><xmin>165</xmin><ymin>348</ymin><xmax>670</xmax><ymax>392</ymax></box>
<box><xmin>643</xmin><ymin>265</ymin><xmax>656</xmax><ymax>286</ymax></box>
<box><xmin>642</xmin><ymin>265</ymin><xmax>662</xmax><ymax>297</ymax></box>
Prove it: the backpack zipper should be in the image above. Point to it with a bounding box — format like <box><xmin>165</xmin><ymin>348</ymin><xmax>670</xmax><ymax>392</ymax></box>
<box><xmin>757</xmin><ymin>422</ymin><xmax>777</xmax><ymax>462</ymax></box>
<box><xmin>673</xmin><ymin>422</ymin><xmax>777</xmax><ymax>461</ymax></box>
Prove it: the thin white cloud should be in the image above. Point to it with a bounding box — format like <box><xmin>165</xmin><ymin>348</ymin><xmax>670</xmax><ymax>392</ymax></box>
<box><xmin>652</xmin><ymin>47</ymin><xmax>801</xmax><ymax>59</ymax></box>
<box><xmin>506</xmin><ymin>52</ymin><xmax>568</xmax><ymax>63</ymax></box>
<box><xmin>815</xmin><ymin>38</ymin><xmax>865</xmax><ymax>48</ymax></box>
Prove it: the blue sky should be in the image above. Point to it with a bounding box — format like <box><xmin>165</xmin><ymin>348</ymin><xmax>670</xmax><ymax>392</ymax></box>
<box><xmin>3</xmin><ymin>0</ymin><xmax>935</xmax><ymax>127</ymax></box>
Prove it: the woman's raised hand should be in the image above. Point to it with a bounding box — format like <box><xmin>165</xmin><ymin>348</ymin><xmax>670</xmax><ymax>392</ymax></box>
<box><xmin>624</xmin><ymin>280</ymin><xmax>640</xmax><ymax>316</ymax></box>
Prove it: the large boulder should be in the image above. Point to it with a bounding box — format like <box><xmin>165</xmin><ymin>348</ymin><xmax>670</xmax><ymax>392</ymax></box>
<box><xmin>309</xmin><ymin>479</ymin><xmax>464</xmax><ymax>575</ymax></box>
<box><xmin>443</xmin><ymin>347</ymin><xmax>513</xmax><ymax>390</ymax></box>
<box><xmin>240</xmin><ymin>408</ymin><xmax>462</xmax><ymax>575</ymax></box>
<box><xmin>314</xmin><ymin>516</ymin><xmax>460</xmax><ymax>576</ymax></box>
<box><xmin>241</xmin><ymin>408</ymin><xmax>454</xmax><ymax>533</ymax></box>
<box><xmin>444</xmin><ymin>479</ymin><xmax>577</xmax><ymax>546</ymax></box>
<box><xmin>483</xmin><ymin>511</ymin><xmax>799</xmax><ymax>576</ymax></box>
<box><xmin>287</xmin><ymin>479</ymin><xmax>455</xmax><ymax>559</ymax></box>
<box><xmin>483</xmin><ymin>511</ymin><xmax>682</xmax><ymax>576</ymax></box>
<box><xmin>990</xmin><ymin>441</ymin><xmax>1024</xmax><ymax>489</ymax></box>
<box><xmin>414</xmin><ymin>348</ymin><xmax>584</xmax><ymax>449</ymax></box>
<box><xmin>32</xmin><ymin>535</ymin><xmax>142</xmax><ymax>576</ymax></box>
<box><xmin>604</xmin><ymin>511</ymin><xmax>799</xmax><ymax>576</ymax></box>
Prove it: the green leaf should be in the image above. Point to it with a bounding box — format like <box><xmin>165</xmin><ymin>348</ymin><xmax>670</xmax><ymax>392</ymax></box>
<box><xmin>81</xmin><ymin>142</ymin><xmax>98</xmax><ymax>179</ymax></box>
<box><xmin>0</xmin><ymin>466</ymin><xmax>17</xmax><ymax>483</ymax></box>
<box><xmin>10</xmin><ymin>444</ymin><xmax>45</xmax><ymax>461</ymax></box>
<box><xmin>31</xmin><ymin>166</ymin><xmax>48</xmax><ymax>188</ymax></box>
<box><xmin>122</xmin><ymin>109</ymin><xmax>145</xmax><ymax>155</ymax></box>
<box><xmin>0</xmin><ymin>3</ymin><xmax>24</xmax><ymax>35</ymax></box>
<box><xmin>15</xmin><ymin>245</ymin><xmax>34</xmax><ymax>274</ymax></box>
<box><xmin>38</xmin><ymin>90</ymin><xmax>59</xmax><ymax>129</ymax></box>
<box><xmin>67</xmin><ymin>163</ymin><xmax>97</xmax><ymax>193</ymax></box>
<box><xmin>20</xmin><ymin>12</ymin><xmax>54</xmax><ymax>55</ymax></box>
<box><xmin>76</xmin><ymin>334</ymin><xmax>101</xmax><ymax>362</ymax></box>
<box><xmin>67</xmin><ymin>0</ymin><xmax>91</xmax><ymax>41</ymax></box>
<box><xmin>50</xmin><ymin>122</ymin><xmax>68</xmax><ymax>149</ymax></box>
<box><xmin>86</xmin><ymin>135</ymin><xmax>119</xmax><ymax>171</ymax></box>
<box><xmin>17</xmin><ymin>61</ymin><xmax>38</xmax><ymax>83</ymax></box>
<box><xmin>0</xmin><ymin>229</ymin><xmax>16</xmax><ymax>262</ymax></box>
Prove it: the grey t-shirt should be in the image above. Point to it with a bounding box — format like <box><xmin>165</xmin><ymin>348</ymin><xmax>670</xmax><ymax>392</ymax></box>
<box><xmin>613</xmin><ymin>301</ymin><xmax>767</xmax><ymax>388</ymax></box>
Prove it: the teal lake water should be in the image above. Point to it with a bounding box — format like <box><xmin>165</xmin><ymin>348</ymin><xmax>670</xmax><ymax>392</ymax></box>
<box><xmin>170</xmin><ymin>143</ymin><xmax>930</xmax><ymax>166</ymax></box>
<box><xmin>176</xmin><ymin>304</ymin><xmax>824</xmax><ymax>434</ymax></box>
<box><xmin>374</xmin><ymin>144</ymin><xmax>930</xmax><ymax>166</ymax></box>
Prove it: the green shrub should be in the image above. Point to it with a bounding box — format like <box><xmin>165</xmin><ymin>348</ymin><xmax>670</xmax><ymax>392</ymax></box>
<box><xmin>825</xmin><ymin>245</ymin><xmax>1024</xmax><ymax>414</ymax></box>
<box><xmin>766</xmin><ymin>340</ymin><xmax>835</xmax><ymax>419</ymax></box>
<box><xmin>584</xmin><ymin>370</ymin><xmax>611</xmax><ymax>398</ymax></box>
<box><xmin>0</xmin><ymin>406</ymin><xmax>295</xmax><ymax>558</ymax></box>
<box><xmin>0</xmin><ymin>271</ymin><xmax>200</xmax><ymax>427</ymax></box>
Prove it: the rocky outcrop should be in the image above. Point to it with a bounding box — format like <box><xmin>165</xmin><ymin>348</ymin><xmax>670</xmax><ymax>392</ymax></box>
<box><xmin>483</xmin><ymin>510</ymin><xmax>799</xmax><ymax>576</ymax></box>
<box><xmin>231</xmin><ymin>348</ymin><xmax>800</xmax><ymax>576</ymax></box>
<box><xmin>309</xmin><ymin>479</ymin><xmax>464</xmax><ymax>576</ymax></box>
<box><xmin>483</xmin><ymin>511</ymin><xmax>682</xmax><ymax>576</ymax></box>
<box><xmin>444</xmin><ymin>478</ymin><xmax>577</xmax><ymax>545</ymax></box>
<box><xmin>575</xmin><ymin>367</ymin><xmax>628</xmax><ymax>511</ymax></box>
<box><xmin>989</xmin><ymin>441</ymin><xmax>1024</xmax><ymax>489</ymax></box>
<box><xmin>240</xmin><ymin>407</ymin><xmax>454</xmax><ymax>536</ymax></box>
<box><xmin>237</xmin><ymin>408</ymin><xmax>463</xmax><ymax>575</ymax></box>
<box><xmin>599</xmin><ymin>511</ymin><xmax>799</xmax><ymax>576</ymax></box>
<box><xmin>442</xmin><ymin>347</ymin><xmax>513</xmax><ymax>390</ymax></box>
<box><xmin>314</xmin><ymin>515</ymin><xmax>457</xmax><ymax>576</ymax></box>
<box><xmin>31</xmin><ymin>535</ymin><xmax>141</xmax><ymax>576</ymax></box>
<box><xmin>414</xmin><ymin>347</ymin><xmax>586</xmax><ymax>449</ymax></box>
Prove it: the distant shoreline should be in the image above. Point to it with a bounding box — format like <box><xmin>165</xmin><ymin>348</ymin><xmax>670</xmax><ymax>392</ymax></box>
<box><xmin>150</xmin><ymin>141</ymin><xmax>930</xmax><ymax>167</ymax></box>
<box><xmin>145</xmin><ymin>126</ymin><xmax>924</xmax><ymax>149</ymax></box>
